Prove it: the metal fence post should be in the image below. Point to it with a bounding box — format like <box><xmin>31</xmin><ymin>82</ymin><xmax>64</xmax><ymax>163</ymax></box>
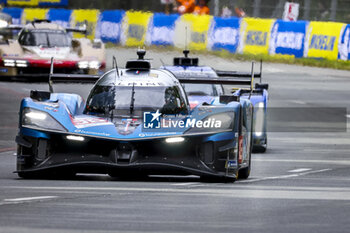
<box><xmin>303</xmin><ymin>0</ymin><xmax>311</xmax><ymax>20</ymax></box>
<box><xmin>253</xmin><ymin>0</ymin><xmax>261</xmax><ymax>18</ymax></box>
<box><xmin>214</xmin><ymin>0</ymin><xmax>219</xmax><ymax>16</ymax></box>
<box><xmin>330</xmin><ymin>0</ymin><xmax>338</xmax><ymax>21</ymax></box>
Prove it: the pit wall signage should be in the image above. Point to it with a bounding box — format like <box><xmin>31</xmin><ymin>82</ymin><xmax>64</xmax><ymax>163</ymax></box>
<box><xmin>208</xmin><ymin>17</ymin><xmax>241</xmax><ymax>53</ymax></box>
<box><xmin>123</xmin><ymin>11</ymin><xmax>152</xmax><ymax>47</ymax></box>
<box><xmin>6</xmin><ymin>0</ymin><xmax>68</xmax><ymax>7</ymax></box>
<box><xmin>72</xmin><ymin>10</ymin><xmax>100</xmax><ymax>40</ymax></box>
<box><xmin>305</xmin><ymin>22</ymin><xmax>344</xmax><ymax>60</ymax></box>
<box><xmin>4</xmin><ymin>7</ymin><xmax>350</xmax><ymax>61</ymax></box>
<box><xmin>181</xmin><ymin>14</ymin><xmax>212</xmax><ymax>51</ymax></box>
<box><xmin>269</xmin><ymin>20</ymin><xmax>307</xmax><ymax>58</ymax></box>
<box><xmin>239</xmin><ymin>18</ymin><xmax>275</xmax><ymax>55</ymax></box>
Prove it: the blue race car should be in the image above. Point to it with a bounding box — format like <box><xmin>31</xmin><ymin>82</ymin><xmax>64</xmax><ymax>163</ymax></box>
<box><xmin>15</xmin><ymin>50</ymin><xmax>254</xmax><ymax>181</ymax></box>
<box><xmin>162</xmin><ymin>50</ymin><xmax>269</xmax><ymax>153</ymax></box>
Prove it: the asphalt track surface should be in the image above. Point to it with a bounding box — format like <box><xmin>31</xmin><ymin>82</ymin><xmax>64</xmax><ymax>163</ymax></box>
<box><xmin>0</xmin><ymin>48</ymin><xmax>350</xmax><ymax>232</ymax></box>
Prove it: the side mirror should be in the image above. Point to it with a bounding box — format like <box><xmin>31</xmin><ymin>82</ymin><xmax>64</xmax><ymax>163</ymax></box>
<box><xmin>255</xmin><ymin>83</ymin><xmax>269</xmax><ymax>90</ymax></box>
<box><xmin>219</xmin><ymin>95</ymin><xmax>240</xmax><ymax>104</ymax></box>
<box><xmin>30</xmin><ymin>90</ymin><xmax>51</xmax><ymax>101</ymax></box>
<box><xmin>71</xmin><ymin>39</ymin><xmax>80</xmax><ymax>48</ymax></box>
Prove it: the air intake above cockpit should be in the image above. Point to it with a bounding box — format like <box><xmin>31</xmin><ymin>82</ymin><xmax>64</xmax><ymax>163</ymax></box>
<box><xmin>125</xmin><ymin>49</ymin><xmax>151</xmax><ymax>70</ymax></box>
<box><xmin>173</xmin><ymin>50</ymin><xmax>199</xmax><ymax>66</ymax></box>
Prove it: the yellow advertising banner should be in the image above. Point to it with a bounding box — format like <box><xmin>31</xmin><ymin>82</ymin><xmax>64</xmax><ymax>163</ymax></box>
<box><xmin>306</xmin><ymin>21</ymin><xmax>345</xmax><ymax>60</ymax></box>
<box><xmin>23</xmin><ymin>8</ymin><xmax>48</xmax><ymax>23</ymax></box>
<box><xmin>8</xmin><ymin>0</ymin><xmax>66</xmax><ymax>6</ymax></box>
<box><xmin>125</xmin><ymin>11</ymin><xmax>152</xmax><ymax>47</ymax></box>
<box><xmin>72</xmin><ymin>9</ymin><xmax>100</xmax><ymax>40</ymax></box>
<box><xmin>7</xmin><ymin>0</ymin><xmax>39</xmax><ymax>6</ymax></box>
<box><xmin>241</xmin><ymin>18</ymin><xmax>275</xmax><ymax>55</ymax></box>
<box><xmin>182</xmin><ymin>14</ymin><xmax>212</xmax><ymax>51</ymax></box>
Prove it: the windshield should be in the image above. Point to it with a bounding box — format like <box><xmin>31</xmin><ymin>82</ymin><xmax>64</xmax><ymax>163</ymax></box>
<box><xmin>183</xmin><ymin>84</ymin><xmax>224</xmax><ymax>96</ymax></box>
<box><xmin>85</xmin><ymin>85</ymin><xmax>189</xmax><ymax>117</ymax></box>
<box><xmin>19</xmin><ymin>30</ymin><xmax>70</xmax><ymax>47</ymax></box>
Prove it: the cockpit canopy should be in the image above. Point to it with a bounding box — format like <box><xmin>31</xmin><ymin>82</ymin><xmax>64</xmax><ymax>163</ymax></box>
<box><xmin>18</xmin><ymin>29</ymin><xmax>71</xmax><ymax>47</ymax></box>
<box><xmin>84</xmin><ymin>70</ymin><xmax>189</xmax><ymax>118</ymax></box>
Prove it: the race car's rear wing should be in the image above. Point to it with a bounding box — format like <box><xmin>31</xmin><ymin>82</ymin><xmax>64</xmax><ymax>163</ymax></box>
<box><xmin>1</xmin><ymin>19</ymin><xmax>87</xmax><ymax>34</ymax></box>
<box><xmin>5</xmin><ymin>24</ymin><xmax>24</xmax><ymax>30</ymax></box>
<box><xmin>215</xmin><ymin>60</ymin><xmax>263</xmax><ymax>81</ymax></box>
<box><xmin>50</xmin><ymin>74</ymin><xmax>99</xmax><ymax>83</ymax></box>
<box><xmin>66</xmin><ymin>24</ymin><xmax>87</xmax><ymax>34</ymax></box>
<box><xmin>177</xmin><ymin>77</ymin><xmax>251</xmax><ymax>85</ymax></box>
<box><xmin>174</xmin><ymin>61</ymin><xmax>256</xmax><ymax>87</ymax></box>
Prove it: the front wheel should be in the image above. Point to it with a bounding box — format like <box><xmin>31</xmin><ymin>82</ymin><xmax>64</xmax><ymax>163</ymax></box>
<box><xmin>238</xmin><ymin>165</ymin><xmax>250</xmax><ymax>179</ymax></box>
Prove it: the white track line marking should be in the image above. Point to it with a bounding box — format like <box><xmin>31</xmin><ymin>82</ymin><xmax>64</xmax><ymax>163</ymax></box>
<box><xmin>290</xmin><ymin>100</ymin><xmax>307</xmax><ymax>105</ymax></box>
<box><xmin>239</xmin><ymin>168</ymin><xmax>331</xmax><ymax>183</ymax></box>
<box><xmin>4</xmin><ymin>182</ymin><xmax>350</xmax><ymax>200</ymax></box>
<box><xmin>0</xmin><ymin>196</ymin><xmax>58</xmax><ymax>205</ymax></box>
<box><xmin>288</xmin><ymin>168</ymin><xmax>312</xmax><ymax>173</ymax></box>
<box><xmin>252</xmin><ymin>158</ymin><xmax>350</xmax><ymax>166</ymax></box>
<box><xmin>3</xmin><ymin>196</ymin><xmax>58</xmax><ymax>202</ymax></box>
<box><xmin>172</xmin><ymin>182</ymin><xmax>199</xmax><ymax>186</ymax></box>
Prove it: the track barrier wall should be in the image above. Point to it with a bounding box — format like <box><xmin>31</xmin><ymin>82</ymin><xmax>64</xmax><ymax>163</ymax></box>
<box><xmin>3</xmin><ymin>7</ymin><xmax>350</xmax><ymax>61</ymax></box>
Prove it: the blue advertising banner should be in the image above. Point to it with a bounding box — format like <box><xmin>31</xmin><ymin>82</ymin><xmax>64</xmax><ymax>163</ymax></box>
<box><xmin>208</xmin><ymin>16</ymin><xmax>241</xmax><ymax>53</ymax></box>
<box><xmin>47</xmin><ymin>8</ymin><xmax>71</xmax><ymax>28</ymax></box>
<box><xmin>2</xmin><ymin>7</ymin><xmax>23</xmax><ymax>24</ymax></box>
<box><xmin>148</xmin><ymin>13</ymin><xmax>179</xmax><ymax>46</ymax></box>
<box><xmin>338</xmin><ymin>24</ymin><xmax>350</xmax><ymax>60</ymax></box>
<box><xmin>269</xmin><ymin>20</ymin><xmax>307</xmax><ymax>58</ymax></box>
<box><xmin>96</xmin><ymin>10</ymin><xmax>124</xmax><ymax>44</ymax></box>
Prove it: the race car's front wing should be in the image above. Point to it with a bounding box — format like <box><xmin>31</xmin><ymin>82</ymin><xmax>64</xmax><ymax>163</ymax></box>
<box><xmin>16</xmin><ymin>130</ymin><xmax>239</xmax><ymax>179</ymax></box>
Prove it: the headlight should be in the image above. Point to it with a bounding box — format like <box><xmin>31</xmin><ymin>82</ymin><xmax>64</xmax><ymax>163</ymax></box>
<box><xmin>254</xmin><ymin>102</ymin><xmax>265</xmax><ymax>136</ymax></box>
<box><xmin>78</xmin><ymin>61</ymin><xmax>100</xmax><ymax>69</ymax></box>
<box><xmin>4</xmin><ymin>59</ymin><xmax>15</xmax><ymax>67</ymax></box>
<box><xmin>185</xmin><ymin>112</ymin><xmax>235</xmax><ymax>134</ymax></box>
<box><xmin>66</xmin><ymin>135</ymin><xmax>85</xmax><ymax>142</ymax></box>
<box><xmin>165</xmin><ymin>137</ymin><xmax>185</xmax><ymax>144</ymax></box>
<box><xmin>0</xmin><ymin>20</ymin><xmax>8</xmax><ymax>28</ymax></box>
<box><xmin>89</xmin><ymin>61</ymin><xmax>100</xmax><ymax>69</ymax></box>
<box><xmin>22</xmin><ymin>108</ymin><xmax>67</xmax><ymax>132</ymax></box>
<box><xmin>15</xmin><ymin>60</ymin><xmax>28</xmax><ymax>67</ymax></box>
<box><xmin>3</xmin><ymin>59</ymin><xmax>28</xmax><ymax>67</ymax></box>
<box><xmin>78</xmin><ymin>61</ymin><xmax>89</xmax><ymax>69</ymax></box>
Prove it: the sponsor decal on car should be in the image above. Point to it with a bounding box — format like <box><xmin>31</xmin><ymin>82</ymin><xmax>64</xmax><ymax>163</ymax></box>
<box><xmin>72</xmin><ymin>117</ymin><xmax>113</xmax><ymax>129</ymax></box>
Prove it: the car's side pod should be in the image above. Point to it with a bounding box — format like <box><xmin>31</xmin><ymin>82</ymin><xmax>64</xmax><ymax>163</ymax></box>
<box><xmin>255</xmin><ymin>83</ymin><xmax>269</xmax><ymax>90</ymax></box>
<box><xmin>219</xmin><ymin>95</ymin><xmax>240</xmax><ymax>104</ymax></box>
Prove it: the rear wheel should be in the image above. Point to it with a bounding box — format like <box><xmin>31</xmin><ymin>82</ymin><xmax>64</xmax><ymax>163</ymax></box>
<box><xmin>253</xmin><ymin>139</ymin><xmax>267</xmax><ymax>153</ymax></box>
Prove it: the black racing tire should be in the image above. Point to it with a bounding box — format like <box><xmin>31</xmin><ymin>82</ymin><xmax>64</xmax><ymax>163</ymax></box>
<box><xmin>239</xmin><ymin>109</ymin><xmax>253</xmax><ymax>180</ymax></box>
<box><xmin>253</xmin><ymin>138</ymin><xmax>267</xmax><ymax>153</ymax></box>
<box><xmin>253</xmin><ymin>145</ymin><xmax>266</xmax><ymax>153</ymax></box>
<box><xmin>238</xmin><ymin>165</ymin><xmax>250</xmax><ymax>180</ymax></box>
